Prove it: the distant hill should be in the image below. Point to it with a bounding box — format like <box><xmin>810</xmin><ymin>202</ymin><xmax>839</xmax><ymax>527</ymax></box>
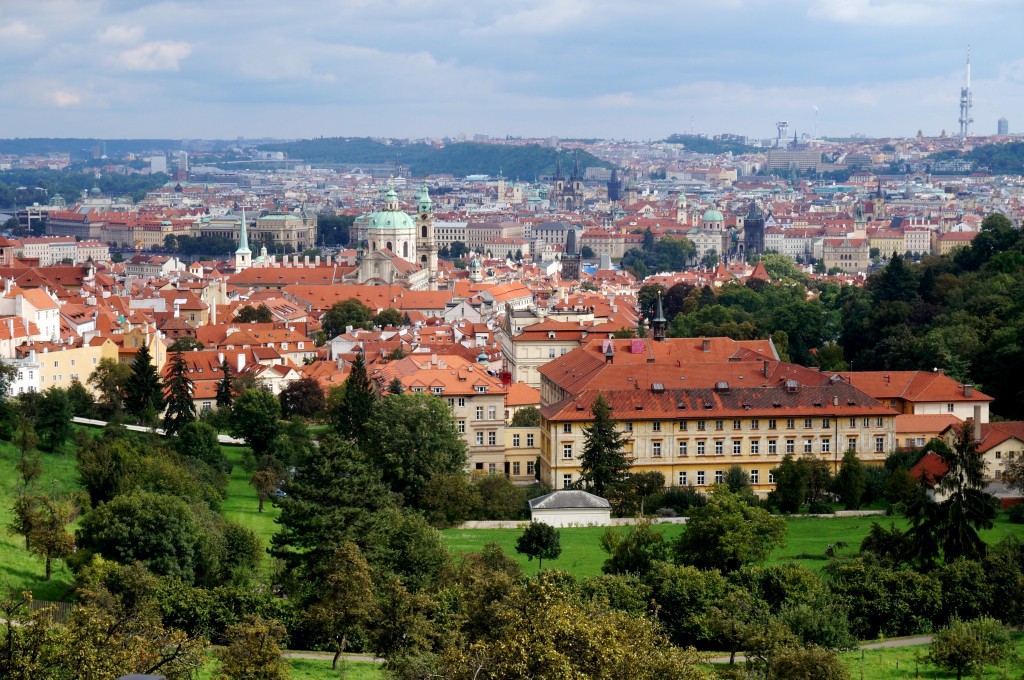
<box><xmin>664</xmin><ymin>134</ymin><xmax>757</xmax><ymax>155</ymax></box>
<box><xmin>939</xmin><ymin>141</ymin><xmax>1024</xmax><ymax>175</ymax></box>
<box><xmin>0</xmin><ymin>138</ymin><xmax>186</xmax><ymax>156</ymax></box>
<box><xmin>256</xmin><ymin>137</ymin><xmax>613</xmax><ymax>178</ymax></box>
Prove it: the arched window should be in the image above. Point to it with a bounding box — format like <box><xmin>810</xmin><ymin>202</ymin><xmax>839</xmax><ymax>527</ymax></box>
<box><xmin>421</xmin><ymin>226</ymin><xmax>428</xmax><ymax>238</ymax></box>
<box><xmin>386</xmin><ymin>241</ymin><xmax>393</xmax><ymax>252</ymax></box>
<box><xmin>403</xmin><ymin>242</ymin><xmax>409</xmax><ymax>258</ymax></box>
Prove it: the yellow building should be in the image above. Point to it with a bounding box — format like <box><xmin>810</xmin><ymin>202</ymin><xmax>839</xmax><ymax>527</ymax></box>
<box><xmin>18</xmin><ymin>337</ymin><xmax>119</xmax><ymax>392</ymax></box>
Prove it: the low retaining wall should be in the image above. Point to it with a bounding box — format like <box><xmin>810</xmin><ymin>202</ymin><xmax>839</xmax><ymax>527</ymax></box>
<box><xmin>456</xmin><ymin>509</ymin><xmax>885</xmax><ymax>530</ymax></box>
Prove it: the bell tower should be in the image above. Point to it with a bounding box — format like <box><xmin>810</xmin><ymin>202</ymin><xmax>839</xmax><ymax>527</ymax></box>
<box><xmin>415</xmin><ymin>183</ymin><xmax>438</xmax><ymax>290</ymax></box>
<box><xmin>234</xmin><ymin>207</ymin><xmax>251</xmax><ymax>273</ymax></box>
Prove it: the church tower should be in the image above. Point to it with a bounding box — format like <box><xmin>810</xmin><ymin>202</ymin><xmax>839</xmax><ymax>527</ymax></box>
<box><xmin>234</xmin><ymin>207</ymin><xmax>251</xmax><ymax>273</ymax></box>
<box><xmin>652</xmin><ymin>291</ymin><xmax>667</xmax><ymax>342</ymax></box>
<box><xmin>675</xmin><ymin>193</ymin><xmax>688</xmax><ymax>225</ymax></box>
<box><xmin>415</xmin><ymin>183</ymin><xmax>438</xmax><ymax>290</ymax></box>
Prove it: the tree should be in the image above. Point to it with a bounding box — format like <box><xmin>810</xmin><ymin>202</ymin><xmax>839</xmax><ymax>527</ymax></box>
<box><xmin>12</xmin><ymin>408</ymin><xmax>40</xmax><ymax>490</ymax></box>
<box><xmin>217</xmin><ymin>616</ymin><xmax>289</xmax><ymax>680</ymax></box>
<box><xmin>216</xmin><ymin>358</ymin><xmax>234</xmax><ymax>409</ymax></box>
<box><xmin>362</xmin><ymin>393</ymin><xmax>467</xmax><ymax>507</ymax></box>
<box><xmin>386</xmin><ymin>377</ymin><xmax>404</xmax><ymax>394</ymax></box>
<box><xmin>9</xmin><ymin>494</ymin><xmax>41</xmax><ymax>551</ymax></box>
<box><xmin>27</xmin><ymin>495</ymin><xmax>76</xmax><ymax>581</ymax></box>
<box><xmin>769</xmin><ymin>645</ymin><xmax>852</xmax><ymax>680</ymax></box>
<box><xmin>422</xmin><ymin>472</ymin><xmax>480</xmax><ymax>528</ymax></box>
<box><xmin>769</xmin><ymin>454</ymin><xmax>807</xmax><ymax>512</ymax></box>
<box><xmin>305</xmin><ymin>543</ymin><xmax>375</xmax><ymax>669</ymax></box>
<box><xmin>76</xmin><ymin>433</ymin><xmax>139</xmax><ymax>508</ymax></box>
<box><xmin>723</xmin><ymin>464</ymin><xmax>753</xmax><ymax>497</ymax></box>
<box><xmin>231</xmin><ymin>389</ymin><xmax>281</xmax><ymax>456</ymax></box>
<box><xmin>474</xmin><ymin>473</ymin><xmax>526</xmax><ymax>520</ymax></box>
<box><xmin>515</xmin><ymin>522</ymin><xmax>562</xmax><ymax>570</ymax></box>
<box><xmin>928</xmin><ymin>617</ymin><xmax>1012</xmax><ymax>680</ymax></box>
<box><xmin>600</xmin><ymin>518</ymin><xmax>669</xmax><ymax>576</ymax></box>
<box><xmin>278</xmin><ymin>376</ymin><xmax>325</xmax><ymax>419</ymax></box>
<box><xmin>162</xmin><ymin>350</ymin><xmax>195</xmax><ymax>436</ymax></box>
<box><xmin>510</xmin><ymin>405</ymin><xmax>541</xmax><ymax>427</ymax></box>
<box><xmin>89</xmin><ymin>358</ymin><xmax>131</xmax><ymax>420</ymax></box>
<box><xmin>834</xmin><ymin>449</ymin><xmax>866</xmax><ymax>509</ymax></box>
<box><xmin>37</xmin><ymin>387</ymin><xmax>73</xmax><ymax>451</ymax></box>
<box><xmin>123</xmin><ymin>342</ymin><xmax>163</xmax><ymax>423</ymax></box>
<box><xmin>578</xmin><ymin>394</ymin><xmax>632</xmax><ymax>498</ymax></box>
<box><xmin>372</xmin><ymin>308</ymin><xmax>403</xmax><ymax>328</ymax></box>
<box><xmin>174</xmin><ymin>421</ymin><xmax>226</xmax><ymax>471</ymax></box>
<box><xmin>250</xmin><ymin>470</ymin><xmax>278</xmax><ymax>513</ymax></box>
<box><xmin>66</xmin><ymin>378</ymin><xmax>96</xmax><ymax>417</ymax></box>
<box><xmin>331</xmin><ymin>352</ymin><xmax>375</xmax><ymax>443</ymax></box>
<box><xmin>691</xmin><ymin>588</ymin><xmax>769</xmax><ymax>665</ymax></box>
<box><xmin>234</xmin><ymin>304</ymin><xmax>273</xmax><ymax>323</ymax></box>
<box><xmin>168</xmin><ymin>336</ymin><xmax>203</xmax><ymax>352</ymax></box>
<box><xmin>321</xmin><ymin>298</ymin><xmax>373</xmax><ymax>338</ymax></box>
<box><xmin>673</xmin><ymin>487</ymin><xmax>786</xmax><ymax>573</ymax></box>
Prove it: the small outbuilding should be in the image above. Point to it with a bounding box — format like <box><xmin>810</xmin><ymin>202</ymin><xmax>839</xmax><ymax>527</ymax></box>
<box><xmin>527</xmin><ymin>490</ymin><xmax>612</xmax><ymax>527</ymax></box>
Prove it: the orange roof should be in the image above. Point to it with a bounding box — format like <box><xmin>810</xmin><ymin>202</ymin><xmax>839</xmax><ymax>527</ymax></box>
<box><xmin>505</xmin><ymin>382</ymin><xmax>540</xmax><ymax>407</ymax></box>
<box><xmin>836</xmin><ymin>371</ymin><xmax>993</xmax><ymax>403</ymax></box>
<box><xmin>895</xmin><ymin>413</ymin><xmax>962</xmax><ymax>434</ymax></box>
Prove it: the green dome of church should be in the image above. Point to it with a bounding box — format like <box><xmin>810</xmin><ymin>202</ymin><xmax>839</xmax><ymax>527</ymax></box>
<box><xmin>702</xmin><ymin>207</ymin><xmax>724</xmax><ymax>223</ymax></box>
<box><xmin>368</xmin><ymin>209</ymin><xmax>415</xmax><ymax>230</ymax></box>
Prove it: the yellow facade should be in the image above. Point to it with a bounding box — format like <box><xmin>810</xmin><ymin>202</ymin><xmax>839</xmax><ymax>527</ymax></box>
<box><xmin>36</xmin><ymin>338</ymin><xmax>119</xmax><ymax>392</ymax></box>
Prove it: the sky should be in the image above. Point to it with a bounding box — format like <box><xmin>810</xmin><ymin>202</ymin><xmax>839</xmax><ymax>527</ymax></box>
<box><xmin>1</xmin><ymin>0</ymin><xmax>1022</xmax><ymax>142</ymax></box>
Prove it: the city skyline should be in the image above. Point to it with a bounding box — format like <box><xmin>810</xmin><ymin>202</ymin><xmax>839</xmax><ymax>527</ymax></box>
<box><xmin>1</xmin><ymin>0</ymin><xmax>1021</xmax><ymax>141</ymax></box>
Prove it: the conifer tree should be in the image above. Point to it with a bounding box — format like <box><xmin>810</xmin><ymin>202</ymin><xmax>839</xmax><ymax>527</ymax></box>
<box><xmin>162</xmin><ymin>350</ymin><xmax>195</xmax><ymax>436</ymax></box>
<box><xmin>124</xmin><ymin>342</ymin><xmax>164</xmax><ymax>422</ymax></box>
<box><xmin>332</xmin><ymin>352</ymin><xmax>375</xmax><ymax>443</ymax></box>
<box><xmin>579</xmin><ymin>394</ymin><xmax>631</xmax><ymax>497</ymax></box>
<box><xmin>216</xmin><ymin>358</ymin><xmax>234</xmax><ymax>408</ymax></box>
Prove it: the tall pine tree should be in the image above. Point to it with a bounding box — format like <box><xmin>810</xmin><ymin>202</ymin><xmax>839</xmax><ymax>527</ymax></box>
<box><xmin>216</xmin><ymin>358</ymin><xmax>234</xmax><ymax>408</ymax></box>
<box><xmin>124</xmin><ymin>342</ymin><xmax>164</xmax><ymax>423</ymax></box>
<box><xmin>162</xmin><ymin>350</ymin><xmax>195</xmax><ymax>436</ymax></box>
<box><xmin>332</xmin><ymin>352</ymin><xmax>375</xmax><ymax>443</ymax></box>
<box><xmin>579</xmin><ymin>394</ymin><xmax>631</xmax><ymax>497</ymax></box>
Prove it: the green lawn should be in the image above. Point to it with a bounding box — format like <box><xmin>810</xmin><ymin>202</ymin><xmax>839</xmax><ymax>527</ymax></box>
<box><xmin>219</xmin><ymin>444</ymin><xmax>281</xmax><ymax>567</ymax></box>
<box><xmin>839</xmin><ymin>634</ymin><xmax>1024</xmax><ymax>679</ymax></box>
<box><xmin>198</xmin><ymin>655</ymin><xmax>382</xmax><ymax>679</ymax></box>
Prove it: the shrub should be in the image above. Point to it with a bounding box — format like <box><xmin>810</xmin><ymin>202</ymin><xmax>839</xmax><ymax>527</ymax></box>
<box><xmin>1008</xmin><ymin>504</ymin><xmax>1024</xmax><ymax>524</ymax></box>
<box><xmin>807</xmin><ymin>501</ymin><xmax>834</xmax><ymax>515</ymax></box>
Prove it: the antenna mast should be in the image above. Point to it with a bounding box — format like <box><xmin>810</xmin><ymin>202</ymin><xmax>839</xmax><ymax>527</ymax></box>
<box><xmin>958</xmin><ymin>45</ymin><xmax>974</xmax><ymax>138</ymax></box>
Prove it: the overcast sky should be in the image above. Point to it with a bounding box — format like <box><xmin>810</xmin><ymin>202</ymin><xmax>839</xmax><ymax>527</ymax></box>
<box><xmin>1</xmin><ymin>0</ymin><xmax>1021</xmax><ymax>141</ymax></box>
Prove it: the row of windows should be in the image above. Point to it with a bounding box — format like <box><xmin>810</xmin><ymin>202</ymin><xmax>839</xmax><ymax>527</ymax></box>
<box><xmin>562</xmin><ymin>469</ymin><xmax>773</xmax><ymax>489</ymax></box>
<box><xmin>474</xmin><ymin>431</ymin><xmax>498</xmax><ymax>446</ymax></box>
<box><xmin>561</xmin><ymin>417</ymin><xmax>888</xmax><ymax>435</ymax></box>
<box><xmin>561</xmin><ymin>435</ymin><xmax>887</xmax><ymax>459</ymax></box>
<box><xmin>511</xmin><ymin>433</ymin><xmax>536</xmax><ymax>447</ymax></box>
<box><xmin>512</xmin><ymin>460</ymin><xmax>536</xmax><ymax>476</ymax></box>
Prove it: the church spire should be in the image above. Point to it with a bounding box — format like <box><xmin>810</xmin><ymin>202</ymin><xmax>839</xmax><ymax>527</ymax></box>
<box><xmin>652</xmin><ymin>291</ymin><xmax>667</xmax><ymax>342</ymax></box>
<box><xmin>235</xmin><ymin>206</ymin><xmax>252</xmax><ymax>273</ymax></box>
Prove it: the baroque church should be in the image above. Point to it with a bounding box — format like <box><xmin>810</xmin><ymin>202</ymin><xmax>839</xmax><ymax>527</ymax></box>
<box><xmin>350</xmin><ymin>184</ymin><xmax>439</xmax><ymax>290</ymax></box>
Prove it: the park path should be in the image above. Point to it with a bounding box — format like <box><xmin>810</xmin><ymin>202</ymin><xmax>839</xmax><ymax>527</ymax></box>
<box><xmin>707</xmin><ymin>635</ymin><xmax>934</xmax><ymax>664</ymax></box>
<box><xmin>283</xmin><ymin>651</ymin><xmax>383</xmax><ymax>663</ymax></box>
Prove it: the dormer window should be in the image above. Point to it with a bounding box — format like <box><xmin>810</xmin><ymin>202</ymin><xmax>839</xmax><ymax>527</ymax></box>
<box><xmin>475</xmin><ymin>385</ymin><xmax>487</xmax><ymax>393</ymax></box>
<box><xmin>432</xmin><ymin>386</ymin><xmax>444</xmax><ymax>395</ymax></box>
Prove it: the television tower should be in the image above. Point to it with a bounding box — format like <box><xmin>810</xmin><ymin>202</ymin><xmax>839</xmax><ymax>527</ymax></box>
<box><xmin>958</xmin><ymin>46</ymin><xmax>973</xmax><ymax>138</ymax></box>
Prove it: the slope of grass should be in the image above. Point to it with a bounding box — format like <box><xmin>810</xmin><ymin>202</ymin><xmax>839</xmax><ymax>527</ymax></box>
<box><xmin>219</xmin><ymin>444</ymin><xmax>281</xmax><ymax>570</ymax></box>
<box><xmin>198</xmin><ymin>655</ymin><xmax>382</xmax><ymax>679</ymax></box>
<box><xmin>839</xmin><ymin>633</ymin><xmax>1024</xmax><ymax>679</ymax></box>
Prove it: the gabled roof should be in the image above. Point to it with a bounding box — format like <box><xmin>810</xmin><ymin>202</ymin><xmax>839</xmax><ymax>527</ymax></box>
<box><xmin>835</xmin><ymin>370</ymin><xmax>993</xmax><ymax>403</ymax></box>
<box><xmin>529</xmin><ymin>490</ymin><xmax>611</xmax><ymax>510</ymax></box>
<box><xmin>909</xmin><ymin>451</ymin><xmax>948</xmax><ymax>489</ymax></box>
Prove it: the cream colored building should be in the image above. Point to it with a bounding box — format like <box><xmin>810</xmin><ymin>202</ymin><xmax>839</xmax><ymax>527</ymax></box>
<box><xmin>822</xmin><ymin>238</ymin><xmax>870</xmax><ymax>273</ymax></box>
<box><xmin>17</xmin><ymin>337</ymin><xmax>119</xmax><ymax>392</ymax></box>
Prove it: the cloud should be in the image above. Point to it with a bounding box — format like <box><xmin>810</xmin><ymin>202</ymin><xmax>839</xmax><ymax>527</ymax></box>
<box><xmin>47</xmin><ymin>89</ymin><xmax>81</xmax><ymax>107</ymax></box>
<box><xmin>118</xmin><ymin>40</ymin><xmax>192</xmax><ymax>71</ymax></box>
<box><xmin>473</xmin><ymin>0</ymin><xmax>592</xmax><ymax>35</ymax></box>
<box><xmin>0</xmin><ymin>19</ymin><xmax>43</xmax><ymax>43</ymax></box>
<box><xmin>95</xmin><ymin>24</ymin><xmax>145</xmax><ymax>46</ymax></box>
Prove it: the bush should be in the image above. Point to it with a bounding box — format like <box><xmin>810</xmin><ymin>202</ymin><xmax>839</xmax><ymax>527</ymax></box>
<box><xmin>1008</xmin><ymin>504</ymin><xmax>1024</xmax><ymax>524</ymax></box>
<box><xmin>807</xmin><ymin>501</ymin><xmax>834</xmax><ymax>515</ymax></box>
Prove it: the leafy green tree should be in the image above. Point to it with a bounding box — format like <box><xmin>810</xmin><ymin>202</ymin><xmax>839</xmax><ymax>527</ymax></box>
<box><xmin>473</xmin><ymin>473</ymin><xmax>526</xmax><ymax>520</ymax></box>
<box><xmin>362</xmin><ymin>393</ymin><xmax>467</xmax><ymax>507</ymax></box>
<box><xmin>216</xmin><ymin>358</ymin><xmax>233</xmax><ymax>409</ymax></box>
<box><xmin>27</xmin><ymin>495</ymin><xmax>76</xmax><ymax>580</ymax></box>
<box><xmin>600</xmin><ymin>518</ymin><xmax>669</xmax><ymax>576</ymax></box>
<box><xmin>724</xmin><ymin>464</ymin><xmax>753</xmax><ymax>497</ymax></box>
<box><xmin>0</xmin><ymin>360</ymin><xmax>16</xmax><ymax>399</ymax></box>
<box><xmin>928</xmin><ymin>617</ymin><xmax>1012</xmax><ymax>680</ymax></box>
<box><xmin>641</xmin><ymin>561</ymin><xmax>730</xmax><ymax>646</ymax></box>
<box><xmin>76</xmin><ymin>490</ymin><xmax>203</xmax><ymax>582</ymax></box>
<box><xmin>37</xmin><ymin>387</ymin><xmax>73</xmax><ymax>451</ymax></box>
<box><xmin>12</xmin><ymin>408</ymin><xmax>40</xmax><ymax>490</ymax></box>
<box><xmin>515</xmin><ymin>522</ymin><xmax>562</xmax><ymax>570</ymax></box>
<box><xmin>833</xmin><ymin>449</ymin><xmax>866</xmax><ymax>509</ymax></box>
<box><xmin>217</xmin><ymin>615</ymin><xmax>289</xmax><ymax>680</ymax></box>
<box><xmin>231</xmin><ymin>389</ymin><xmax>281</xmax><ymax>456</ymax></box>
<box><xmin>578</xmin><ymin>394</ymin><xmax>632</xmax><ymax>498</ymax></box>
<box><xmin>673</xmin><ymin>487</ymin><xmax>786</xmax><ymax>573</ymax></box>
<box><xmin>321</xmin><ymin>298</ymin><xmax>373</xmax><ymax>338</ymax></box>
<box><xmin>769</xmin><ymin>645</ymin><xmax>852</xmax><ymax>680</ymax></box>
<box><xmin>277</xmin><ymin>376</ymin><xmax>325</xmax><ymax>419</ymax></box>
<box><xmin>167</xmin><ymin>336</ymin><xmax>203</xmax><ymax>351</ymax></box>
<box><xmin>777</xmin><ymin>593</ymin><xmax>857</xmax><ymax>650</ymax></box>
<box><xmin>624</xmin><ymin>471</ymin><xmax>666</xmax><ymax>515</ymax></box>
<box><xmin>124</xmin><ymin>343</ymin><xmax>164</xmax><ymax>423</ymax></box>
<box><xmin>76</xmin><ymin>432</ymin><xmax>139</xmax><ymax>507</ymax></box>
<box><xmin>234</xmin><ymin>304</ymin><xmax>273</xmax><ymax>323</ymax></box>
<box><xmin>250</xmin><ymin>469</ymin><xmax>278</xmax><ymax>513</ymax></box>
<box><xmin>8</xmin><ymin>494</ymin><xmax>41</xmax><ymax>550</ymax></box>
<box><xmin>769</xmin><ymin>454</ymin><xmax>807</xmax><ymax>512</ymax></box>
<box><xmin>510</xmin><ymin>405</ymin><xmax>541</xmax><ymax>427</ymax></box>
<box><xmin>372</xmin><ymin>308</ymin><xmax>403</xmax><ymax>328</ymax></box>
<box><xmin>66</xmin><ymin>378</ymin><xmax>96</xmax><ymax>417</ymax></box>
<box><xmin>386</xmin><ymin>376</ymin><xmax>404</xmax><ymax>394</ymax></box>
<box><xmin>825</xmin><ymin>559</ymin><xmax>941</xmax><ymax>638</ymax></box>
<box><xmin>174</xmin><ymin>421</ymin><xmax>226</xmax><ymax>470</ymax></box>
<box><xmin>422</xmin><ymin>472</ymin><xmax>480</xmax><ymax>527</ymax></box>
<box><xmin>305</xmin><ymin>543</ymin><xmax>375</xmax><ymax>669</ymax></box>
<box><xmin>691</xmin><ymin>588</ymin><xmax>769</xmax><ymax>665</ymax></box>
<box><xmin>331</xmin><ymin>352</ymin><xmax>375</xmax><ymax>442</ymax></box>
<box><xmin>162</xmin><ymin>350</ymin><xmax>195</xmax><ymax>436</ymax></box>
<box><xmin>859</xmin><ymin>522</ymin><xmax>912</xmax><ymax>566</ymax></box>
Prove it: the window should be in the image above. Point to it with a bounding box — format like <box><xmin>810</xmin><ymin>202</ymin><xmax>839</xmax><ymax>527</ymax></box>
<box><xmin>715</xmin><ymin>470</ymin><xmax>724</xmax><ymax>484</ymax></box>
<box><xmin>769</xmin><ymin>470</ymin><xmax>776</xmax><ymax>484</ymax></box>
<box><xmin>475</xmin><ymin>385</ymin><xmax>488</xmax><ymax>394</ymax></box>
<box><xmin>715</xmin><ymin>420</ymin><xmax>724</xmax><ymax>431</ymax></box>
<box><xmin>432</xmin><ymin>386</ymin><xmax>444</xmax><ymax>395</ymax></box>
<box><xmin>751</xmin><ymin>440</ymin><xmax>760</xmax><ymax>455</ymax></box>
<box><xmin>876</xmin><ymin>417</ymin><xmax>884</xmax><ymax>428</ymax></box>
<box><xmin>513</xmin><ymin>462</ymin><xmax>521</xmax><ymax>475</ymax></box>
<box><xmin>849</xmin><ymin>417</ymin><xmax>857</xmax><ymax>428</ymax></box>
<box><xmin>875</xmin><ymin>436</ymin><xmax>885</xmax><ymax>452</ymax></box>
<box><xmin>624</xmin><ymin>422</ymin><xmax>633</xmax><ymax>432</ymax></box>
<box><xmin>787</xmin><ymin>419</ymin><xmax>795</xmax><ymax>429</ymax></box>
<box><xmin>804</xmin><ymin>439</ymin><xmax>813</xmax><ymax>453</ymax></box>
<box><xmin>750</xmin><ymin>469</ymin><xmax>759</xmax><ymax>484</ymax></box>
<box><xmin>475</xmin><ymin>432</ymin><xmax>484</xmax><ymax>445</ymax></box>
<box><xmin>201</xmin><ymin>401</ymin><xmax>212</xmax><ymax>412</ymax></box>
<box><xmin>697</xmin><ymin>420</ymin><xmax>706</xmax><ymax>431</ymax></box>
<box><xmin>678</xmin><ymin>471</ymin><xmax>688</xmax><ymax>486</ymax></box>
<box><xmin>848</xmin><ymin>437</ymin><xmax>857</xmax><ymax>451</ymax></box>
<box><xmin>751</xmin><ymin>419</ymin><xmax>760</xmax><ymax>430</ymax></box>
<box><xmin>714</xmin><ymin>440</ymin><xmax>724</xmax><ymax>455</ymax></box>
<box><xmin>822</xmin><ymin>418</ymin><xmax>830</xmax><ymax>429</ymax></box>
<box><xmin>786</xmin><ymin>439</ymin><xmax>795</xmax><ymax>454</ymax></box>
<box><xmin>678</xmin><ymin>440</ymin><xmax>688</xmax><ymax>456</ymax></box>
<box><xmin>652</xmin><ymin>442</ymin><xmax>662</xmax><ymax>457</ymax></box>
<box><xmin>862</xmin><ymin>418</ymin><xmax>870</xmax><ymax>427</ymax></box>
<box><xmin>513</xmin><ymin>434</ymin><xmax>521</xmax><ymax>447</ymax></box>
<box><xmin>804</xmin><ymin>418</ymin><xmax>812</xmax><ymax>429</ymax></box>
<box><xmin>526</xmin><ymin>434</ymin><xmax>535</xmax><ymax>447</ymax></box>
<box><xmin>563</xmin><ymin>474</ymin><xmax>572</xmax><ymax>488</ymax></box>
<box><xmin>488</xmin><ymin>431</ymin><xmax>496</xmax><ymax>446</ymax></box>
<box><xmin>488</xmin><ymin>463</ymin><xmax>497</xmax><ymax>474</ymax></box>
<box><xmin>947</xmin><ymin>403</ymin><xmax>955</xmax><ymax>413</ymax></box>
<box><xmin>768</xmin><ymin>439</ymin><xmax>777</xmax><ymax>454</ymax></box>
<box><xmin>768</xmin><ymin>419</ymin><xmax>777</xmax><ymax>430</ymax></box>
<box><xmin>697</xmin><ymin>441</ymin><xmax>706</xmax><ymax>456</ymax></box>
<box><xmin>488</xmin><ymin>406</ymin><xmax>497</xmax><ymax>420</ymax></box>
<box><xmin>733</xmin><ymin>440</ymin><xmax>742</xmax><ymax>455</ymax></box>
<box><xmin>458</xmin><ymin>420</ymin><xmax>466</xmax><ymax>434</ymax></box>
<box><xmin>549</xmin><ymin>348</ymin><xmax>556</xmax><ymax>358</ymax></box>
<box><xmin>527</xmin><ymin>460</ymin><xmax>535</xmax><ymax>475</ymax></box>
<box><xmin>563</xmin><ymin>423</ymin><xmax>572</xmax><ymax>433</ymax></box>
<box><xmin>733</xmin><ymin>420</ymin><xmax>742</xmax><ymax>430</ymax></box>
<box><xmin>53</xmin><ymin>361</ymin><xmax>58</xmax><ymax>368</ymax></box>
<box><xmin>476</xmin><ymin>406</ymin><xmax>484</xmax><ymax>420</ymax></box>
<box><xmin>653</xmin><ymin>421</ymin><xmax>661</xmax><ymax>432</ymax></box>
<box><xmin>70</xmin><ymin>359</ymin><xmax>75</xmax><ymax>367</ymax></box>
<box><xmin>697</xmin><ymin>471</ymin><xmax>706</xmax><ymax>486</ymax></box>
<box><xmin>458</xmin><ymin>398</ymin><xmax>466</xmax><ymax>407</ymax></box>
<box><xmin>821</xmin><ymin>438</ymin><xmax>831</xmax><ymax>453</ymax></box>
<box><xmin>448</xmin><ymin>398</ymin><xmax>455</xmax><ymax>408</ymax></box>
<box><xmin>563</xmin><ymin>444</ymin><xmax>573</xmax><ymax>459</ymax></box>
<box><xmin>678</xmin><ymin>421</ymin><xmax>688</xmax><ymax>431</ymax></box>
<box><xmin>995</xmin><ymin>451</ymin><xmax>1002</xmax><ymax>460</ymax></box>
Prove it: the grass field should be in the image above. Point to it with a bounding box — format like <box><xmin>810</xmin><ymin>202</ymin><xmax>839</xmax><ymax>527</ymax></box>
<box><xmin>839</xmin><ymin>633</ymin><xmax>1024</xmax><ymax>679</ymax></box>
<box><xmin>219</xmin><ymin>444</ymin><xmax>281</xmax><ymax>571</ymax></box>
<box><xmin>197</xmin><ymin>656</ymin><xmax>383</xmax><ymax>679</ymax></box>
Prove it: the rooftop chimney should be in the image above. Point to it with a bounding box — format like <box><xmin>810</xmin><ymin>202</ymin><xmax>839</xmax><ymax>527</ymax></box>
<box><xmin>963</xmin><ymin>384</ymin><xmax>974</xmax><ymax>398</ymax></box>
<box><xmin>973</xmin><ymin>404</ymin><xmax>982</xmax><ymax>442</ymax></box>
